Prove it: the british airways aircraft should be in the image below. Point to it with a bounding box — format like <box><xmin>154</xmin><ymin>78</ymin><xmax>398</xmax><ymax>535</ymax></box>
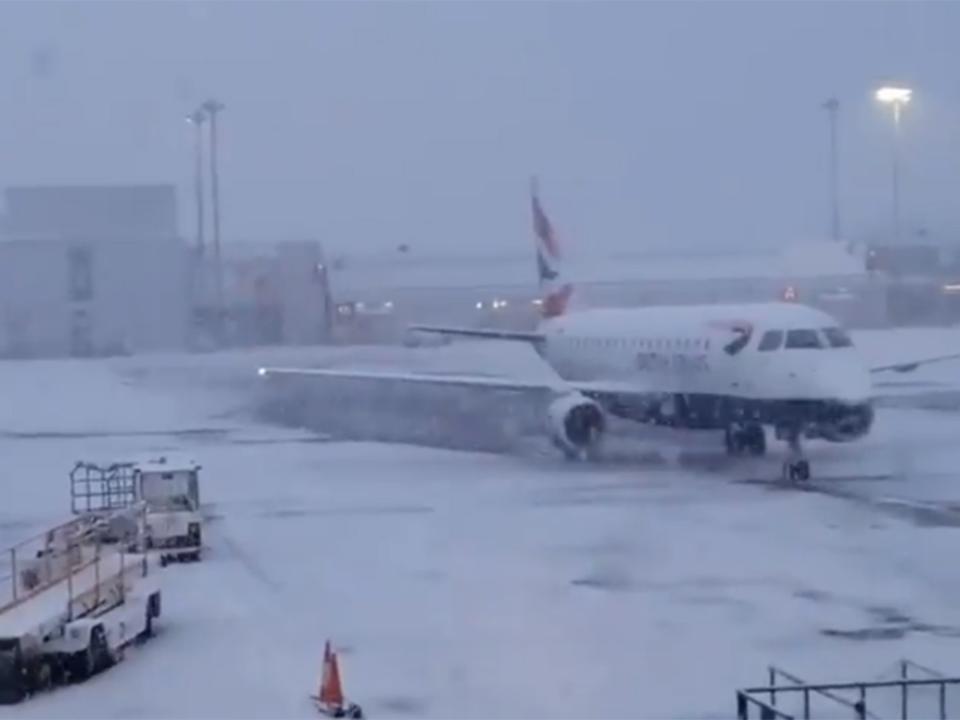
<box><xmin>260</xmin><ymin>183</ymin><xmax>960</xmax><ymax>481</ymax></box>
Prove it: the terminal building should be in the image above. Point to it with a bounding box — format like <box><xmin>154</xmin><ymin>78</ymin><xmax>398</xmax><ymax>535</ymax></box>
<box><xmin>0</xmin><ymin>185</ymin><xmax>190</xmax><ymax>358</ymax></box>
<box><xmin>326</xmin><ymin>241</ymin><xmax>885</xmax><ymax>343</ymax></box>
<box><xmin>0</xmin><ymin>182</ymin><xmax>945</xmax><ymax>356</ymax></box>
<box><xmin>0</xmin><ymin>185</ymin><xmax>332</xmax><ymax>358</ymax></box>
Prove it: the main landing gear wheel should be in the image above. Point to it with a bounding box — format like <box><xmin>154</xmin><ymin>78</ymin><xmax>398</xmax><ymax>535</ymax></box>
<box><xmin>724</xmin><ymin>423</ymin><xmax>766</xmax><ymax>457</ymax></box>
<box><xmin>783</xmin><ymin>459</ymin><xmax>811</xmax><ymax>482</ymax></box>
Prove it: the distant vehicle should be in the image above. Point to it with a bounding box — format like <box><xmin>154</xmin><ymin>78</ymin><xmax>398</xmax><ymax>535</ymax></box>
<box><xmin>71</xmin><ymin>458</ymin><xmax>203</xmax><ymax>564</ymax></box>
<box><xmin>260</xmin><ymin>183</ymin><xmax>960</xmax><ymax>482</ymax></box>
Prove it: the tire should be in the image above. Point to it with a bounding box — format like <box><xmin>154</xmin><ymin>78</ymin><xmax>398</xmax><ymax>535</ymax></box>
<box><xmin>747</xmin><ymin>425</ymin><xmax>766</xmax><ymax>457</ymax></box>
<box><xmin>72</xmin><ymin>645</ymin><xmax>95</xmax><ymax>681</ymax></box>
<box><xmin>141</xmin><ymin>593</ymin><xmax>160</xmax><ymax>640</ymax></box>
<box><xmin>35</xmin><ymin>660</ymin><xmax>53</xmax><ymax>692</ymax></box>
<box><xmin>786</xmin><ymin>460</ymin><xmax>810</xmax><ymax>483</ymax></box>
<box><xmin>0</xmin><ymin>684</ymin><xmax>26</xmax><ymax>704</ymax></box>
<box><xmin>724</xmin><ymin>426</ymin><xmax>737</xmax><ymax>455</ymax></box>
<box><xmin>90</xmin><ymin>626</ymin><xmax>112</xmax><ymax>673</ymax></box>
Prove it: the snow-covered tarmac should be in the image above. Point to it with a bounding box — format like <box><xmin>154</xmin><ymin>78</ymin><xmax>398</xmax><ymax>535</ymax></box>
<box><xmin>2</xmin><ymin>328</ymin><xmax>960</xmax><ymax>718</ymax></box>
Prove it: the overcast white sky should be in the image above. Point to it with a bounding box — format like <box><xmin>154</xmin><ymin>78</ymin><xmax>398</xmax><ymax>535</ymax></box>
<box><xmin>0</xmin><ymin>1</ymin><xmax>958</xmax><ymax>258</ymax></box>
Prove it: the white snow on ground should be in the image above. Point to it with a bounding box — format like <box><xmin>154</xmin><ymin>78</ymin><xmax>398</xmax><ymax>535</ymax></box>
<box><xmin>1</xmin><ymin>329</ymin><xmax>960</xmax><ymax>717</ymax></box>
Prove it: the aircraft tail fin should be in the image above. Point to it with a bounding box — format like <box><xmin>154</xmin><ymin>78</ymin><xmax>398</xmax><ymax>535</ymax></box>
<box><xmin>530</xmin><ymin>177</ymin><xmax>573</xmax><ymax>319</ymax></box>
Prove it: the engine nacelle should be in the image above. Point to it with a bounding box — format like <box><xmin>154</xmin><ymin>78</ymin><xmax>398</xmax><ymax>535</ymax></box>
<box><xmin>805</xmin><ymin>402</ymin><xmax>874</xmax><ymax>443</ymax></box>
<box><xmin>547</xmin><ymin>393</ymin><xmax>606</xmax><ymax>457</ymax></box>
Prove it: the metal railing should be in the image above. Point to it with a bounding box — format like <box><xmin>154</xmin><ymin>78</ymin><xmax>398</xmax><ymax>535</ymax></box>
<box><xmin>70</xmin><ymin>461</ymin><xmax>138</xmax><ymax>515</ymax></box>
<box><xmin>737</xmin><ymin>662</ymin><xmax>960</xmax><ymax>719</ymax></box>
<box><xmin>0</xmin><ymin>505</ymin><xmax>148</xmax><ymax>618</ymax></box>
<box><xmin>0</xmin><ymin>516</ymin><xmax>90</xmax><ymax>612</ymax></box>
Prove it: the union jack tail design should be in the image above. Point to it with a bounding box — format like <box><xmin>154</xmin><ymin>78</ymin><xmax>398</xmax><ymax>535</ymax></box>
<box><xmin>530</xmin><ymin>177</ymin><xmax>572</xmax><ymax>318</ymax></box>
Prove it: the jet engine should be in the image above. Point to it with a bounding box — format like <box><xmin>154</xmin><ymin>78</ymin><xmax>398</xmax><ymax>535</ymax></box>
<box><xmin>547</xmin><ymin>393</ymin><xmax>606</xmax><ymax>458</ymax></box>
<box><xmin>807</xmin><ymin>402</ymin><xmax>874</xmax><ymax>443</ymax></box>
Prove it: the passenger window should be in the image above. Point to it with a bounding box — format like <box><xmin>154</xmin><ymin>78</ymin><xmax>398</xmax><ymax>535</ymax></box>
<box><xmin>822</xmin><ymin>327</ymin><xmax>853</xmax><ymax>348</ymax></box>
<box><xmin>785</xmin><ymin>329</ymin><xmax>823</xmax><ymax>349</ymax></box>
<box><xmin>757</xmin><ymin>330</ymin><xmax>783</xmax><ymax>352</ymax></box>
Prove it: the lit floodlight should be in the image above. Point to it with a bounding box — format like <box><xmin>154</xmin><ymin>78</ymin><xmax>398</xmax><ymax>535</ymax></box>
<box><xmin>876</xmin><ymin>86</ymin><xmax>912</xmax><ymax>105</ymax></box>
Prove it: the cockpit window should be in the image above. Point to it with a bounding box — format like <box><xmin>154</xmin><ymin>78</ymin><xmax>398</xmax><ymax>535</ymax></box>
<box><xmin>785</xmin><ymin>329</ymin><xmax>823</xmax><ymax>349</ymax></box>
<box><xmin>822</xmin><ymin>327</ymin><xmax>853</xmax><ymax>348</ymax></box>
<box><xmin>757</xmin><ymin>330</ymin><xmax>783</xmax><ymax>351</ymax></box>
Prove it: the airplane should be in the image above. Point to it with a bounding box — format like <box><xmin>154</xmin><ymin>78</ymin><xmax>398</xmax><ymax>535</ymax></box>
<box><xmin>259</xmin><ymin>182</ymin><xmax>960</xmax><ymax>482</ymax></box>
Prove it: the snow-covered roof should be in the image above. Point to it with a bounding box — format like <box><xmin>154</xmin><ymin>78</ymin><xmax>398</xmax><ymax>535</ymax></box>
<box><xmin>134</xmin><ymin>455</ymin><xmax>200</xmax><ymax>473</ymax></box>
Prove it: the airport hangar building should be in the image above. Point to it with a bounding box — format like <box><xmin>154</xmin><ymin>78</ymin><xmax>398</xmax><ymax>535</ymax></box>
<box><xmin>0</xmin><ymin>185</ymin><xmax>332</xmax><ymax>358</ymax></box>
<box><xmin>326</xmin><ymin>242</ymin><xmax>884</xmax><ymax>343</ymax></box>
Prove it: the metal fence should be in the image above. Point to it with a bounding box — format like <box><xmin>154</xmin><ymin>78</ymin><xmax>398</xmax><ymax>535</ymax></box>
<box><xmin>737</xmin><ymin>662</ymin><xmax>960</xmax><ymax>720</ymax></box>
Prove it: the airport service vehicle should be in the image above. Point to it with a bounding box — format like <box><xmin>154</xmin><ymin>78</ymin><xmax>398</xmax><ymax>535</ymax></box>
<box><xmin>259</xmin><ymin>183</ymin><xmax>960</xmax><ymax>481</ymax></box>
<box><xmin>0</xmin><ymin>509</ymin><xmax>162</xmax><ymax>703</ymax></box>
<box><xmin>71</xmin><ymin>457</ymin><xmax>203</xmax><ymax>564</ymax></box>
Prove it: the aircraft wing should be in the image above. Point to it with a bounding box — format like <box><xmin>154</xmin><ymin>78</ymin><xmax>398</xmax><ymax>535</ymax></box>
<box><xmin>258</xmin><ymin>366</ymin><xmax>565</xmax><ymax>392</ymax></box>
<box><xmin>870</xmin><ymin>352</ymin><xmax>960</xmax><ymax>374</ymax></box>
<box><xmin>408</xmin><ymin>324</ymin><xmax>545</xmax><ymax>343</ymax></box>
<box><xmin>258</xmin><ymin>367</ymin><xmax>659</xmax><ymax>398</ymax></box>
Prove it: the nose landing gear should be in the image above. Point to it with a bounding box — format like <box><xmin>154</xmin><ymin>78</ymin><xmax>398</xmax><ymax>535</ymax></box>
<box><xmin>780</xmin><ymin>426</ymin><xmax>810</xmax><ymax>482</ymax></box>
<box><xmin>725</xmin><ymin>421</ymin><xmax>813</xmax><ymax>482</ymax></box>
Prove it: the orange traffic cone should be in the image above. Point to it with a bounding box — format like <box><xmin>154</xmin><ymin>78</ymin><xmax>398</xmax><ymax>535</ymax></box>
<box><xmin>312</xmin><ymin>641</ymin><xmax>362</xmax><ymax>718</ymax></box>
<box><xmin>320</xmin><ymin>651</ymin><xmax>345</xmax><ymax>709</ymax></box>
